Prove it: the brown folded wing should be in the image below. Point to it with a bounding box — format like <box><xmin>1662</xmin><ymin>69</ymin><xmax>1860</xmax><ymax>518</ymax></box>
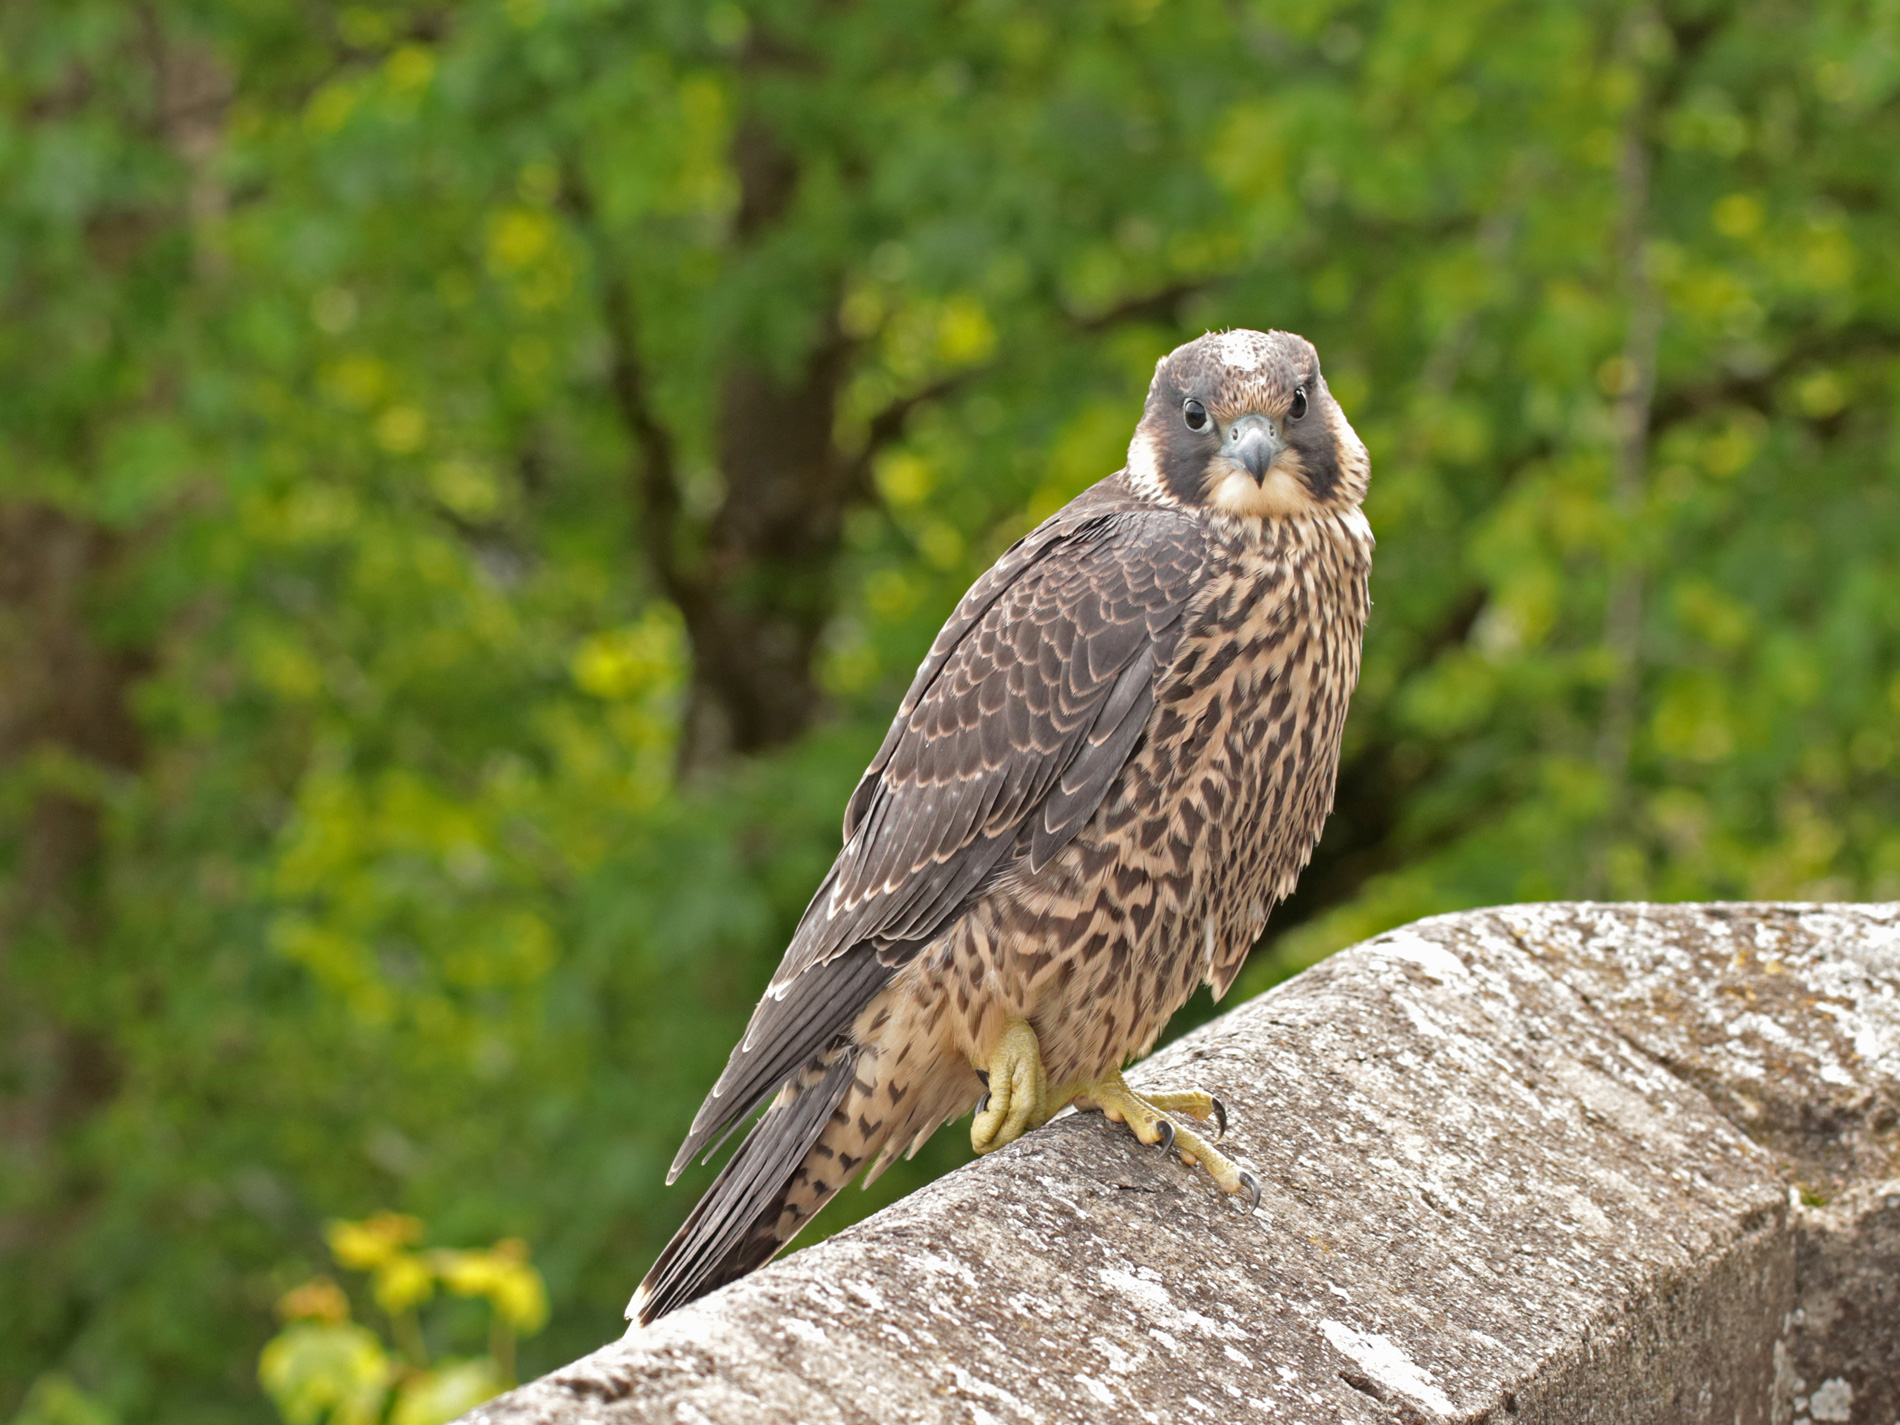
<box><xmin>669</xmin><ymin>481</ymin><xmax>1208</xmax><ymax>1179</ymax></box>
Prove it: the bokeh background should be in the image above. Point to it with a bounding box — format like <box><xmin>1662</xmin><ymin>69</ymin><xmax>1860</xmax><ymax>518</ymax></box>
<box><xmin>3</xmin><ymin>0</ymin><xmax>1898</xmax><ymax>1420</ymax></box>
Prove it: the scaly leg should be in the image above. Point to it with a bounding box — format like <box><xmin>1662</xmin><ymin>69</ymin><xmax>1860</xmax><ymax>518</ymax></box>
<box><xmin>1075</xmin><ymin>1069</ymin><xmax>1260</xmax><ymax>1211</ymax></box>
<box><xmin>970</xmin><ymin>1019</ymin><xmax>1052</xmax><ymax>1154</ymax></box>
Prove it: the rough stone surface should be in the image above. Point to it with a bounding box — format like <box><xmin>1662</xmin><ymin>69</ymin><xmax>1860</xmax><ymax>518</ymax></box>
<box><xmin>461</xmin><ymin>903</ymin><xmax>1900</xmax><ymax>1425</ymax></box>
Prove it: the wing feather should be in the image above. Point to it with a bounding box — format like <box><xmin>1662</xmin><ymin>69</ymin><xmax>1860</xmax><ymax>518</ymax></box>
<box><xmin>673</xmin><ymin>478</ymin><xmax>1210</xmax><ymax>1174</ymax></box>
<box><xmin>669</xmin><ymin>941</ymin><xmax>887</xmax><ymax>1179</ymax></box>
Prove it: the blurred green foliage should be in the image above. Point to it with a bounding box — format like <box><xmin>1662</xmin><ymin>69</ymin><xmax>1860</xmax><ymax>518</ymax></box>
<box><xmin>256</xmin><ymin>1213</ymin><xmax>547</xmax><ymax>1425</ymax></box>
<box><xmin>1</xmin><ymin>0</ymin><xmax>1896</xmax><ymax>1421</ymax></box>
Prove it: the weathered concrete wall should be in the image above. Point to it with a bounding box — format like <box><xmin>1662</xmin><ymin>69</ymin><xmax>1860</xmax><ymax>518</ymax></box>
<box><xmin>462</xmin><ymin>903</ymin><xmax>1900</xmax><ymax>1425</ymax></box>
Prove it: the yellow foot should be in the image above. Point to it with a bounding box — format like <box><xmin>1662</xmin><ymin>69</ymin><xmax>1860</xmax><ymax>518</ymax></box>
<box><xmin>1075</xmin><ymin>1070</ymin><xmax>1260</xmax><ymax>1211</ymax></box>
<box><xmin>1140</xmin><ymin>1089</ymin><xmax>1228</xmax><ymax>1140</ymax></box>
<box><xmin>970</xmin><ymin>1019</ymin><xmax>1052</xmax><ymax>1154</ymax></box>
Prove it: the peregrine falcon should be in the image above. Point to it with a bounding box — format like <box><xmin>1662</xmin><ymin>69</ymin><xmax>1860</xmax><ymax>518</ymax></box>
<box><xmin>633</xmin><ymin>328</ymin><xmax>1373</xmax><ymax>1325</ymax></box>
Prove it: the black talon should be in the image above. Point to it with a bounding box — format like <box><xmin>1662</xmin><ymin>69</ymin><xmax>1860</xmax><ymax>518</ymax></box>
<box><xmin>1210</xmin><ymin>1096</ymin><xmax>1228</xmax><ymax>1141</ymax></box>
<box><xmin>1154</xmin><ymin>1118</ymin><xmax>1177</xmax><ymax>1156</ymax></box>
<box><xmin>975</xmin><ymin>1091</ymin><xmax>991</xmax><ymax>1116</ymax></box>
<box><xmin>1239</xmin><ymin>1169</ymin><xmax>1261</xmax><ymax>1215</ymax></box>
<box><xmin>975</xmin><ymin>1070</ymin><xmax>990</xmax><ymax>1086</ymax></box>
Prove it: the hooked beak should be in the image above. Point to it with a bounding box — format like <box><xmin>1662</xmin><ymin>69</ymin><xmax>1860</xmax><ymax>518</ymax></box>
<box><xmin>1223</xmin><ymin>413</ymin><xmax>1285</xmax><ymax>483</ymax></box>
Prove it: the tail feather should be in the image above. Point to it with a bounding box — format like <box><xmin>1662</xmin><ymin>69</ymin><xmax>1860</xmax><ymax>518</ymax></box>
<box><xmin>632</xmin><ymin>1049</ymin><xmax>868</xmax><ymax>1325</ymax></box>
<box><xmin>667</xmin><ymin>944</ymin><xmax>894</xmax><ymax>1183</ymax></box>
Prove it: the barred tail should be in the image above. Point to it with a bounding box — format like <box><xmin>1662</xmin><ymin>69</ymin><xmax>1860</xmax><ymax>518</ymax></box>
<box><xmin>631</xmin><ymin>1047</ymin><xmax>887</xmax><ymax>1325</ymax></box>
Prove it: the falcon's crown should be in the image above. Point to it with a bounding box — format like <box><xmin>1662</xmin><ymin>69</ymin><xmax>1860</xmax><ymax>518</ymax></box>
<box><xmin>1124</xmin><ymin>329</ymin><xmax>1370</xmax><ymax>519</ymax></box>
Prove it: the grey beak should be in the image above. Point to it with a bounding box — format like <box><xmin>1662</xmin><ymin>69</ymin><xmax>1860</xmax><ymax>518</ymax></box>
<box><xmin>1224</xmin><ymin>414</ymin><xmax>1284</xmax><ymax>483</ymax></box>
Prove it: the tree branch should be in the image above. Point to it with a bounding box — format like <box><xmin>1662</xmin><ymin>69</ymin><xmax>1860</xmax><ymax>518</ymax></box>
<box><xmin>560</xmin><ymin>166</ymin><xmax>696</xmax><ymax>612</ymax></box>
<box><xmin>1649</xmin><ymin>323</ymin><xmax>1900</xmax><ymax>430</ymax></box>
<box><xmin>1071</xmin><ymin>277</ymin><xmax>1208</xmax><ymax>333</ymax></box>
<box><xmin>839</xmin><ymin>370</ymin><xmax>978</xmax><ymax>501</ymax></box>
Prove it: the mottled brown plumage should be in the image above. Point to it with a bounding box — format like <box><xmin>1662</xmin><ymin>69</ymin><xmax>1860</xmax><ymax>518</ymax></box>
<box><xmin>633</xmin><ymin>328</ymin><xmax>1372</xmax><ymax>1325</ymax></box>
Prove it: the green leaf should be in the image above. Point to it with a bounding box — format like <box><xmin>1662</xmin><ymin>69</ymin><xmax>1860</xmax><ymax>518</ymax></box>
<box><xmin>7</xmin><ymin>1375</ymin><xmax>117</xmax><ymax>1425</ymax></box>
<box><xmin>388</xmin><ymin>1361</ymin><xmax>506</xmax><ymax>1425</ymax></box>
<box><xmin>257</xmin><ymin>1324</ymin><xmax>393</xmax><ymax>1425</ymax></box>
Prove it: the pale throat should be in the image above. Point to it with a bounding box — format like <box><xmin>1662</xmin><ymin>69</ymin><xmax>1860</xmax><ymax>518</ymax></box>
<box><xmin>1204</xmin><ymin>452</ymin><xmax>1323</xmax><ymax>520</ymax></box>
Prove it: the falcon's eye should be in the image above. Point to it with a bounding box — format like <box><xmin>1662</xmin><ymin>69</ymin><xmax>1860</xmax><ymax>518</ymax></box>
<box><xmin>1289</xmin><ymin>387</ymin><xmax>1309</xmax><ymax>421</ymax></box>
<box><xmin>1182</xmin><ymin>398</ymin><xmax>1209</xmax><ymax>432</ymax></box>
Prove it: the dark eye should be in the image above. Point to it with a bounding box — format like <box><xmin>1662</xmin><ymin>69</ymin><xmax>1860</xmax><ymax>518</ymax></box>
<box><xmin>1182</xmin><ymin>398</ymin><xmax>1209</xmax><ymax>432</ymax></box>
<box><xmin>1289</xmin><ymin>387</ymin><xmax>1308</xmax><ymax>421</ymax></box>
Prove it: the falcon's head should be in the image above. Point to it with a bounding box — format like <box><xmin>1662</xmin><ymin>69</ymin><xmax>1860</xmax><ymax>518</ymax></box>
<box><xmin>1125</xmin><ymin>329</ymin><xmax>1370</xmax><ymax>519</ymax></box>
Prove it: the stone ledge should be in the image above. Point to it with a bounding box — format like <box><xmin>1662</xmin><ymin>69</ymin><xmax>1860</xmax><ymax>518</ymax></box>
<box><xmin>461</xmin><ymin>903</ymin><xmax>1900</xmax><ymax>1425</ymax></box>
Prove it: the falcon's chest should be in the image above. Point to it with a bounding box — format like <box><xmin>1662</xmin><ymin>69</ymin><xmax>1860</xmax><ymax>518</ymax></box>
<box><xmin>1152</xmin><ymin>510</ymin><xmax>1370</xmax><ymax>761</ymax></box>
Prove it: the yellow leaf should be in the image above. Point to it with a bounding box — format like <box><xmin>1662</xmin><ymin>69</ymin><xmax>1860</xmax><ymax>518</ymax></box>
<box><xmin>1795</xmin><ymin>369</ymin><xmax>1846</xmax><ymax>419</ymax></box>
<box><xmin>874</xmin><ymin>453</ymin><xmax>934</xmax><ymax>508</ymax></box>
<box><xmin>488</xmin><ymin>1260</ymin><xmax>549</xmax><ymax>1334</ymax></box>
<box><xmin>373</xmin><ymin>1253</ymin><xmax>435</xmax><ymax>1314</ymax></box>
<box><xmin>304</xmin><ymin>82</ymin><xmax>357</xmax><ymax>135</ymax></box>
<box><xmin>429</xmin><ymin>1248</ymin><xmax>494</xmax><ymax>1297</ymax></box>
<box><xmin>375</xmin><ymin>405</ymin><xmax>428</xmax><ymax>455</ymax></box>
<box><xmin>487</xmin><ymin>209</ymin><xmax>556</xmax><ymax>275</ymax></box>
<box><xmin>428</xmin><ymin>458</ymin><xmax>502</xmax><ymax>519</ymax></box>
<box><xmin>570</xmin><ymin>609</ymin><xmax>685</xmax><ymax>701</ymax></box>
<box><xmin>327</xmin><ymin>1213</ymin><xmax>424</xmax><ymax>1272</ymax></box>
<box><xmin>429</xmin><ymin>1246</ymin><xmax>549</xmax><ymax>1333</ymax></box>
<box><xmin>1711</xmin><ymin>193</ymin><xmax>1763</xmax><ymax>239</ymax></box>
<box><xmin>277</xmin><ymin>1276</ymin><xmax>351</xmax><ymax>1324</ymax></box>
<box><xmin>321</xmin><ymin>355</ymin><xmax>388</xmax><ymax>410</ymax></box>
<box><xmin>385</xmin><ymin>45</ymin><xmax>435</xmax><ymax>96</ymax></box>
<box><xmin>935</xmin><ymin>296</ymin><xmax>996</xmax><ymax>366</ymax></box>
